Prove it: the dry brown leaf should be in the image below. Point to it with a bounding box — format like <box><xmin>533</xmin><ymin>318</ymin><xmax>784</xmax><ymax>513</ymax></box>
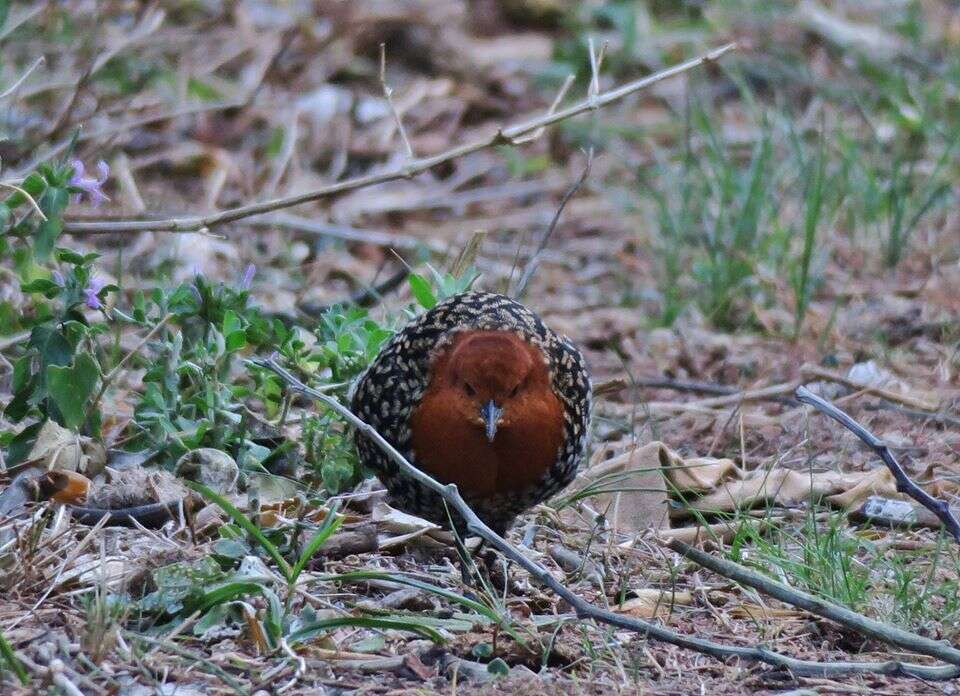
<box><xmin>826</xmin><ymin>467</ymin><xmax>897</xmax><ymax>510</ymax></box>
<box><xmin>25</xmin><ymin>420</ymin><xmax>106</xmax><ymax>477</ymax></box>
<box><xmin>728</xmin><ymin>602</ymin><xmax>806</xmax><ymax>622</ymax></box>
<box><xmin>567</xmin><ymin>441</ymin><xmax>671</xmax><ymax>532</ymax></box>
<box><xmin>664</xmin><ymin>452</ymin><xmax>741</xmax><ymax>493</ymax></box>
<box><xmin>615</xmin><ymin>589</ymin><xmax>694</xmax><ymax>619</ymax></box>
<box><xmin>402</xmin><ymin>652</ymin><xmax>436</xmax><ymax>680</ymax></box>
<box><xmin>670</xmin><ymin>464</ymin><xmax>904</xmax><ymax>518</ymax></box>
<box><xmin>39</xmin><ymin>470</ymin><xmax>91</xmax><ymax>504</ymax></box>
<box><xmin>372</xmin><ymin>501</ymin><xmax>441</xmax><ymax>533</ymax></box>
<box><xmin>241</xmin><ymin>603</ymin><xmax>270</xmax><ymax>654</ymax></box>
<box><xmin>258</xmin><ymin>498</ymin><xmax>352</xmax><ymax>528</ymax></box>
<box><xmin>372</xmin><ymin>501</ymin><xmax>450</xmax><ymax>549</ymax></box>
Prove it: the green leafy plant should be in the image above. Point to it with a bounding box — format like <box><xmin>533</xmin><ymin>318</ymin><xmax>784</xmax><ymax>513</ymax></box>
<box><xmin>188</xmin><ymin>481</ymin><xmax>341</xmax><ymax>597</ymax></box>
<box><xmin>130</xmin><ymin>272</ymin><xmax>289</xmax><ymax>466</ymax></box>
<box><xmin>4</xmin><ymin>249</ymin><xmax>116</xmax><ymax>445</ymax></box>
<box><xmin>150</xmin><ymin>482</ymin><xmax>451</xmax><ymax>647</ymax></box>
<box><xmin>407</xmin><ymin>264</ymin><xmax>479</xmax><ymax>311</ymax></box>
<box><xmin>302</xmin><ymin>415</ymin><xmax>360</xmax><ymax>494</ymax></box>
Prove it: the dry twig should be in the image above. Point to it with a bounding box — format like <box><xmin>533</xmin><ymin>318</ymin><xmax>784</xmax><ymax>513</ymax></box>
<box><xmin>796</xmin><ymin>384</ymin><xmax>960</xmax><ymax>542</ymax></box>
<box><xmin>801</xmin><ymin>363</ymin><xmax>939</xmax><ymax>411</ymax></box>
<box><xmin>62</xmin><ymin>43</ymin><xmax>737</xmax><ymax>235</ymax></box>
<box><xmin>379</xmin><ymin>43</ymin><xmax>415</xmax><ymax>159</ymax></box>
<box><xmin>251</xmin><ymin>354</ymin><xmax>959</xmax><ymax>680</ymax></box>
<box><xmin>514</xmin><ymin>147</ymin><xmax>593</xmax><ymax>298</ymax></box>
<box><xmin>666</xmin><ymin>537</ymin><xmax>960</xmax><ymax>673</ymax></box>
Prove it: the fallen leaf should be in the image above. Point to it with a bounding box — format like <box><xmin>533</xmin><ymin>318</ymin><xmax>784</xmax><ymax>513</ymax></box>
<box><xmin>826</xmin><ymin>467</ymin><xmax>897</xmax><ymax>510</ymax></box>
<box><xmin>615</xmin><ymin>589</ymin><xmax>694</xmax><ymax>618</ymax></box>
<box><xmin>26</xmin><ymin>419</ymin><xmax>106</xmax><ymax>476</ymax></box>
<box><xmin>728</xmin><ymin>602</ymin><xmax>806</xmax><ymax>622</ymax></box>
<box><xmin>567</xmin><ymin>441</ymin><xmax>672</xmax><ymax>533</ymax></box>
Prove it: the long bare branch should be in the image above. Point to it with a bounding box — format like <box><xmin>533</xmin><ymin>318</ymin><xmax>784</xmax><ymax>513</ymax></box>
<box><xmin>62</xmin><ymin>43</ymin><xmax>736</xmax><ymax>236</ymax></box>
<box><xmin>665</xmin><ymin>537</ymin><xmax>960</xmax><ymax>666</ymax></box>
<box><xmin>249</xmin><ymin>354</ymin><xmax>960</xmax><ymax>680</ymax></box>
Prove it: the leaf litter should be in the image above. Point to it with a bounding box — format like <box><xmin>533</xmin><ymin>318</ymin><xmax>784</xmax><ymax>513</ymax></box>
<box><xmin>0</xmin><ymin>1</ymin><xmax>959</xmax><ymax>694</ymax></box>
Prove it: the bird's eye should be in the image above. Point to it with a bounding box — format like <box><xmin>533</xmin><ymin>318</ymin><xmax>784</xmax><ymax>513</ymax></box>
<box><xmin>464</xmin><ymin>383</ymin><xmax>476</xmax><ymax>396</ymax></box>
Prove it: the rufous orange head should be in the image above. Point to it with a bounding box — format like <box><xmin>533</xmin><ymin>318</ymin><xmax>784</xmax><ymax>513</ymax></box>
<box><xmin>433</xmin><ymin>330</ymin><xmax>550</xmax><ymax>442</ymax></box>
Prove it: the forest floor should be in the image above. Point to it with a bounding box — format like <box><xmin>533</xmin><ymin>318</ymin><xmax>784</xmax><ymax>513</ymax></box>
<box><xmin>1</xmin><ymin>2</ymin><xmax>960</xmax><ymax>694</ymax></box>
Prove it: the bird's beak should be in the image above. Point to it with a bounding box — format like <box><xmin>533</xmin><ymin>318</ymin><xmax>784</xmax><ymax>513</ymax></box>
<box><xmin>482</xmin><ymin>400</ymin><xmax>503</xmax><ymax>442</ymax></box>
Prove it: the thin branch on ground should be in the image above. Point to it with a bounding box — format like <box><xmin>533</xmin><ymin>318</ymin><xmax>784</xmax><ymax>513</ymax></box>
<box><xmin>866</xmin><ymin>400</ymin><xmax>960</xmax><ymax>428</ymax></box>
<box><xmin>514</xmin><ymin>147</ymin><xmax>593</xmax><ymax>298</ymax></box>
<box><xmin>597</xmin><ymin>376</ymin><xmax>791</xmax><ymax>401</ymax></box>
<box><xmin>250</xmin><ymin>354</ymin><xmax>960</xmax><ymax>680</ymax></box>
<box><xmin>296</xmin><ymin>265</ymin><xmax>410</xmax><ymax>318</ymax></box>
<box><xmin>795</xmin><ymin>384</ymin><xmax>960</xmax><ymax>543</ymax></box>
<box><xmin>595</xmin><ymin>374</ymin><xmax>948</xmax><ymax>424</ymax></box>
<box><xmin>801</xmin><ymin>363</ymin><xmax>939</xmax><ymax>411</ymax></box>
<box><xmin>664</xmin><ymin>537</ymin><xmax>960</xmax><ymax>666</ymax></box>
<box><xmin>62</xmin><ymin>43</ymin><xmax>737</xmax><ymax>235</ymax></box>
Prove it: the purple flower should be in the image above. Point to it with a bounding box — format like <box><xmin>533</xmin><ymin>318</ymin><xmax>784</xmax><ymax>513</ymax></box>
<box><xmin>69</xmin><ymin>159</ymin><xmax>110</xmax><ymax>207</ymax></box>
<box><xmin>239</xmin><ymin>264</ymin><xmax>256</xmax><ymax>290</ymax></box>
<box><xmin>52</xmin><ymin>271</ymin><xmax>65</xmax><ymax>287</ymax></box>
<box><xmin>82</xmin><ymin>278</ymin><xmax>107</xmax><ymax>309</ymax></box>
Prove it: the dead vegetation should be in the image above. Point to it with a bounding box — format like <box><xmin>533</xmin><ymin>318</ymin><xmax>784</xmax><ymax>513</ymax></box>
<box><xmin>1</xmin><ymin>1</ymin><xmax>960</xmax><ymax>694</ymax></box>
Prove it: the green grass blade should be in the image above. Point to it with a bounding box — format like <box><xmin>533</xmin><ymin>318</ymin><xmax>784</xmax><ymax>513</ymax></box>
<box><xmin>290</xmin><ymin>504</ymin><xmax>343</xmax><ymax>587</ymax></box>
<box><xmin>329</xmin><ymin>570</ymin><xmax>492</xmax><ymax>618</ymax></box>
<box><xmin>0</xmin><ymin>631</ymin><xmax>28</xmax><ymax>686</ymax></box>
<box><xmin>793</xmin><ymin>121</ymin><xmax>826</xmax><ymax>337</ymax></box>
<box><xmin>287</xmin><ymin>616</ymin><xmax>444</xmax><ymax>644</ymax></box>
<box><xmin>329</xmin><ymin>569</ymin><xmax>526</xmax><ymax>644</ymax></box>
<box><xmin>192</xmin><ymin>581</ymin><xmax>269</xmax><ymax>615</ymax></box>
<box><xmin>185</xmin><ymin>480</ymin><xmax>292</xmax><ymax>581</ymax></box>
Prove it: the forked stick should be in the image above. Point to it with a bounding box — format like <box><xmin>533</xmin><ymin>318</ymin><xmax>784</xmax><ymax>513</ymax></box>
<box><xmin>795</xmin><ymin>385</ymin><xmax>960</xmax><ymax>543</ymax></box>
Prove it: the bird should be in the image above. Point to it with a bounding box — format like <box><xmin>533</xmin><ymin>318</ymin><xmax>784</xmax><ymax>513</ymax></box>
<box><xmin>351</xmin><ymin>291</ymin><xmax>591</xmax><ymax>537</ymax></box>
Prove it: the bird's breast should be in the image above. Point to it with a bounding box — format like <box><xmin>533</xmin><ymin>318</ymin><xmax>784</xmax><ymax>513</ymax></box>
<box><xmin>409</xmin><ymin>388</ymin><xmax>565</xmax><ymax>499</ymax></box>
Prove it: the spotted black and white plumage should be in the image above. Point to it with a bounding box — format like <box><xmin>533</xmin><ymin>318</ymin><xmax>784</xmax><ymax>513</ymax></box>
<box><xmin>351</xmin><ymin>291</ymin><xmax>592</xmax><ymax>535</ymax></box>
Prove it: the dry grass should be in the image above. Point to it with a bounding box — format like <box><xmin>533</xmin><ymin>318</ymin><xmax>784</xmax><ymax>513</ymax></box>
<box><xmin>1</xmin><ymin>1</ymin><xmax>959</xmax><ymax>693</ymax></box>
